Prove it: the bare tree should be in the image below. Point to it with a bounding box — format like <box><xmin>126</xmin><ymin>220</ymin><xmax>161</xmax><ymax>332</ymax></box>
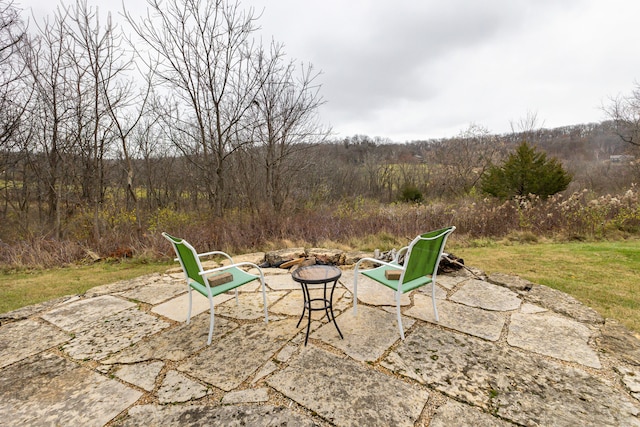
<box><xmin>69</xmin><ymin>0</ymin><xmax>151</xmax><ymax>238</ymax></box>
<box><xmin>604</xmin><ymin>84</ymin><xmax>640</xmax><ymax>148</ymax></box>
<box><xmin>66</xmin><ymin>0</ymin><xmax>124</xmax><ymax>240</ymax></box>
<box><xmin>126</xmin><ymin>0</ymin><xmax>266</xmax><ymax>216</ymax></box>
<box><xmin>128</xmin><ymin>114</ymin><xmax>171</xmax><ymax>209</ymax></box>
<box><xmin>510</xmin><ymin>110</ymin><xmax>544</xmax><ymax>136</ymax></box>
<box><xmin>0</xmin><ymin>0</ymin><xmax>27</xmax><ymax>146</ymax></box>
<box><xmin>426</xmin><ymin>123</ymin><xmax>501</xmax><ymax>197</ymax></box>
<box><xmin>22</xmin><ymin>5</ymin><xmax>78</xmax><ymax>238</ymax></box>
<box><xmin>18</xmin><ymin>1</ymin><xmax>136</xmax><ymax>240</ymax></box>
<box><xmin>250</xmin><ymin>42</ymin><xmax>329</xmax><ymax>212</ymax></box>
<box><xmin>0</xmin><ymin>0</ymin><xmax>29</xmax><ymax>230</ymax></box>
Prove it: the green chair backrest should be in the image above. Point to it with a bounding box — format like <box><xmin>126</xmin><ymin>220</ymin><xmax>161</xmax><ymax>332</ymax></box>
<box><xmin>162</xmin><ymin>233</ymin><xmax>206</xmax><ymax>287</ymax></box>
<box><xmin>402</xmin><ymin>227</ymin><xmax>455</xmax><ymax>284</ymax></box>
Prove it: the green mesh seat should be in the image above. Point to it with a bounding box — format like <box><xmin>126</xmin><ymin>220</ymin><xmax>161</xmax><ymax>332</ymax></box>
<box><xmin>162</xmin><ymin>232</ymin><xmax>268</xmax><ymax>345</ymax></box>
<box><xmin>353</xmin><ymin>227</ymin><xmax>455</xmax><ymax>340</ymax></box>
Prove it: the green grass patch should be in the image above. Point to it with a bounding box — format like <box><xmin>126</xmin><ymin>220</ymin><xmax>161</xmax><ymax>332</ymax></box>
<box><xmin>0</xmin><ymin>260</ymin><xmax>172</xmax><ymax>314</ymax></box>
<box><xmin>453</xmin><ymin>239</ymin><xmax>640</xmax><ymax>334</ymax></box>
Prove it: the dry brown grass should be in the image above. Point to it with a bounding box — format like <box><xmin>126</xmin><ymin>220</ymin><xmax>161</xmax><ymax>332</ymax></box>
<box><xmin>1</xmin><ymin>186</ymin><xmax>638</xmax><ymax>269</ymax></box>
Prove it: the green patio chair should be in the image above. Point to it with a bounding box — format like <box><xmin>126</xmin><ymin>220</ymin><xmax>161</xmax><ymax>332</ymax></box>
<box><xmin>162</xmin><ymin>232</ymin><xmax>268</xmax><ymax>345</ymax></box>
<box><xmin>353</xmin><ymin>226</ymin><xmax>455</xmax><ymax>340</ymax></box>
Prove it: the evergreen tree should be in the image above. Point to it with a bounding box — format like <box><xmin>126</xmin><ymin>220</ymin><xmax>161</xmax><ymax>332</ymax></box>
<box><xmin>481</xmin><ymin>141</ymin><xmax>571</xmax><ymax>199</ymax></box>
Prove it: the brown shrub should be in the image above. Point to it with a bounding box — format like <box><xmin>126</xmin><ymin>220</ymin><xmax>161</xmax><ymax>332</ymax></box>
<box><xmin>2</xmin><ymin>186</ymin><xmax>638</xmax><ymax>269</ymax></box>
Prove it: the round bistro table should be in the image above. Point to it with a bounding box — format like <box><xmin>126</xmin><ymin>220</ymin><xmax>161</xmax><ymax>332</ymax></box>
<box><xmin>291</xmin><ymin>264</ymin><xmax>344</xmax><ymax>346</ymax></box>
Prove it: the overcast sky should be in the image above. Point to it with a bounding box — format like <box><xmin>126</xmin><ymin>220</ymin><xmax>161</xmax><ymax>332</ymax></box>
<box><xmin>18</xmin><ymin>0</ymin><xmax>640</xmax><ymax>142</ymax></box>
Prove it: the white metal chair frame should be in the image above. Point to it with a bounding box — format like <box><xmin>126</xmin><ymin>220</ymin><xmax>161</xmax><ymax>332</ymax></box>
<box><xmin>353</xmin><ymin>227</ymin><xmax>455</xmax><ymax>340</ymax></box>
<box><xmin>163</xmin><ymin>233</ymin><xmax>269</xmax><ymax>345</ymax></box>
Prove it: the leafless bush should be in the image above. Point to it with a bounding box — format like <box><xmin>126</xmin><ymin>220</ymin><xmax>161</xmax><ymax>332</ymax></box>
<box><xmin>2</xmin><ymin>185</ymin><xmax>639</xmax><ymax>269</ymax></box>
<box><xmin>0</xmin><ymin>237</ymin><xmax>86</xmax><ymax>269</ymax></box>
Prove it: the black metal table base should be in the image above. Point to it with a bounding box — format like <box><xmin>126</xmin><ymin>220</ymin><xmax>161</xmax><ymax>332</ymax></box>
<box><xmin>291</xmin><ymin>265</ymin><xmax>344</xmax><ymax>346</ymax></box>
<box><xmin>295</xmin><ymin>278</ymin><xmax>343</xmax><ymax>346</ymax></box>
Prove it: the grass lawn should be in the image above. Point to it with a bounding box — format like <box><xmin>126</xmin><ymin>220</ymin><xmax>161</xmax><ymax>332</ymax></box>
<box><xmin>454</xmin><ymin>239</ymin><xmax>640</xmax><ymax>334</ymax></box>
<box><xmin>0</xmin><ymin>260</ymin><xmax>172</xmax><ymax>314</ymax></box>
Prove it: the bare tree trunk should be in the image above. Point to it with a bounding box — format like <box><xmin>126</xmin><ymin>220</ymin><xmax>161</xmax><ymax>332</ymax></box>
<box><xmin>252</xmin><ymin>46</ymin><xmax>330</xmax><ymax>213</ymax></box>
<box><xmin>125</xmin><ymin>0</ymin><xmax>276</xmax><ymax>216</ymax></box>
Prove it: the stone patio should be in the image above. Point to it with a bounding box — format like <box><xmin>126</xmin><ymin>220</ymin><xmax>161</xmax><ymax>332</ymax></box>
<box><xmin>1</xmin><ymin>255</ymin><xmax>640</xmax><ymax>426</ymax></box>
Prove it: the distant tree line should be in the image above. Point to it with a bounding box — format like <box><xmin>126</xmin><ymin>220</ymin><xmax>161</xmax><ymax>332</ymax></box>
<box><xmin>0</xmin><ymin>0</ymin><xmax>638</xmax><ymax>250</ymax></box>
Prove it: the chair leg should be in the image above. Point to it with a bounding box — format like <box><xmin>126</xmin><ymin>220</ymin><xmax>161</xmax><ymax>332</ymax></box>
<box><xmin>186</xmin><ymin>287</ymin><xmax>193</xmax><ymax>325</ymax></box>
<box><xmin>207</xmin><ymin>293</ymin><xmax>215</xmax><ymax>345</ymax></box>
<box><xmin>396</xmin><ymin>291</ymin><xmax>405</xmax><ymax>340</ymax></box>
<box><xmin>432</xmin><ymin>282</ymin><xmax>439</xmax><ymax>322</ymax></box>
<box><xmin>260</xmin><ymin>278</ymin><xmax>269</xmax><ymax>323</ymax></box>
<box><xmin>353</xmin><ymin>272</ymin><xmax>358</xmax><ymax>315</ymax></box>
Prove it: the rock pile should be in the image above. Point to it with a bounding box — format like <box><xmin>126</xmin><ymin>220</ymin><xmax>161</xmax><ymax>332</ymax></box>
<box><xmin>260</xmin><ymin>247</ymin><xmax>465</xmax><ymax>274</ymax></box>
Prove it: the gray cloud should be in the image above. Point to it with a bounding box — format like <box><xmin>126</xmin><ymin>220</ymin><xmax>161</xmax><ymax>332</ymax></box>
<box><xmin>21</xmin><ymin>0</ymin><xmax>640</xmax><ymax>141</ymax></box>
<box><xmin>266</xmin><ymin>0</ymin><xmax>591</xmax><ymax>138</ymax></box>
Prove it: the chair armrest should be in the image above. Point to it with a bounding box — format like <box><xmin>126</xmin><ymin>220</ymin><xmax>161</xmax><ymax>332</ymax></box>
<box><xmin>230</xmin><ymin>262</ymin><xmax>263</xmax><ymax>274</ymax></box>
<box><xmin>196</xmin><ymin>250</ymin><xmax>234</xmax><ymax>263</ymax></box>
<box><xmin>355</xmin><ymin>257</ymin><xmax>404</xmax><ymax>271</ymax></box>
<box><xmin>199</xmin><ymin>262</ymin><xmax>263</xmax><ymax>278</ymax></box>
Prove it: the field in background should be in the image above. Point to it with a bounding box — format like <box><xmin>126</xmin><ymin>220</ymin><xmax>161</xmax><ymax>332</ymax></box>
<box><xmin>2</xmin><ymin>239</ymin><xmax>638</xmax><ymax>336</ymax></box>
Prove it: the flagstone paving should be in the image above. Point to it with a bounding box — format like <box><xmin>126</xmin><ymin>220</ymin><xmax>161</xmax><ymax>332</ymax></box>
<box><xmin>113</xmin><ymin>361</ymin><xmax>164</xmax><ymax>391</ymax></box>
<box><xmin>449</xmin><ymin>279</ymin><xmax>522</xmax><ymax>311</ymax></box>
<box><xmin>0</xmin><ymin>352</ymin><xmax>142</xmax><ymax>427</ymax></box>
<box><xmin>381</xmin><ymin>326</ymin><xmax>639</xmax><ymax>427</ymax></box>
<box><xmin>1</xmin><ymin>260</ymin><xmax>640</xmax><ymax>426</ymax></box>
<box><xmin>117</xmin><ymin>404</ymin><xmax>319</xmax><ymax>426</ymax></box>
<box><xmin>268</xmin><ymin>345</ymin><xmax>430</xmax><ymax>426</ymax></box>
<box><xmin>311</xmin><ymin>304</ymin><xmax>415</xmax><ymax>362</ymax></box>
<box><xmin>178</xmin><ymin>319</ymin><xmax>300</xmax><ymax>391</ymax></box>
<box><xmin>63</xmin><ymin>308</ymin><xmax>170</xmax><ymax>361</ymax></box>
<box><xmin>407</xmin><ymin>293</ymin><xmax>506</xmax><ymax>341</ymax></box>
<box><xmin>508</xmin><ymin>311</ymin><xmax>602</xmax><ymax>368</ymax></box>
<box><xmin>41</xmin><ymin>294</ymin><xmax>137</xmax><ymax>332</ymax></box>
<box><xmin>0</xmin><ymin>319</ymin><xmax>70</xmax><ymax>369</ymax></box>
<box><xmin>157</xmin><ymin>370</ymin><xmax>209</xmax><ymax>403</ymax></box>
